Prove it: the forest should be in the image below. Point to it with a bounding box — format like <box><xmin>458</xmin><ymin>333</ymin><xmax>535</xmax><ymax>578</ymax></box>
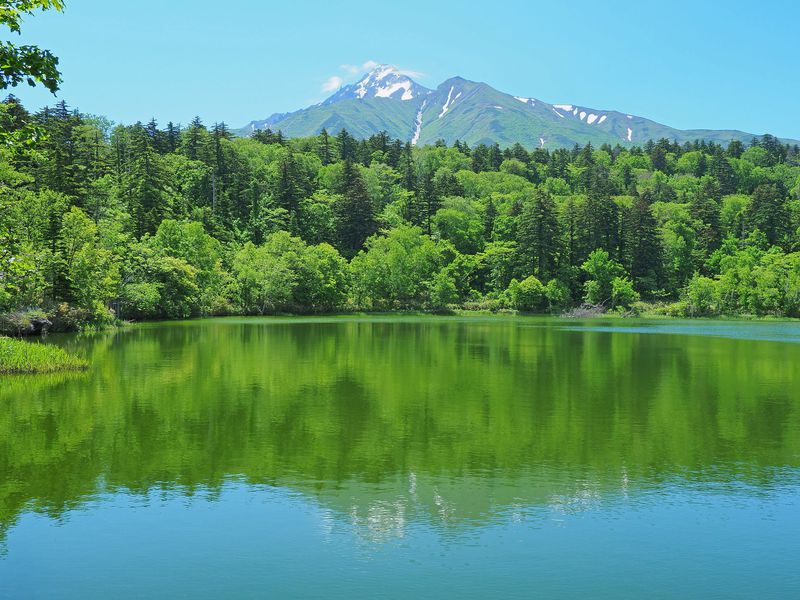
<box><xmin>1</xmin><ymin>95</ymin><xmax>800</xmax><ymax>331</ymax></box>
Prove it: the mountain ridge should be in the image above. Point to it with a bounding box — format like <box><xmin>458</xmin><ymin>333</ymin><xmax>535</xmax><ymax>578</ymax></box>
<box><xmin>236</xmin><ymin>65</ymin><xmax>799</xmax><ymax>149</ymax></box>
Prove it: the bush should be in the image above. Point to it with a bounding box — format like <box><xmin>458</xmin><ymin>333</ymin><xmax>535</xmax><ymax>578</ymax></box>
<box><xmin>507</xmin><ymin>276</ymin><xmax>547</xmax><ymax>312</ymax></box>
<box><xmin>684</xmin><ymin>275</ymin><xmax>719</xmax><ymax>316</ymax></box>
<box><xmin>611</xmin><ymin>276</ymin><xmax>640</xmax><ymax>309</ymax></box>
<box><xmin>121</xmin><ymin>282</ymin><xmax>162</xmax><ymax>320</ymax></box>
<box><xmin>544</xmin><ymin>279</ymin><xmax>571</xmax><ymax>312</ymax></box>
<box><xmin>428</xmin><ymin>270</ymin><xmax>459</xmax><ymax>308</ymax></box>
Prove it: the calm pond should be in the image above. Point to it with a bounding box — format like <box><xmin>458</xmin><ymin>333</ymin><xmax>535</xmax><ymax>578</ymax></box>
<box><xmin>1</xmin><ymin>316</ymin><xmax>799</xmax><ymax>599</ymax></box>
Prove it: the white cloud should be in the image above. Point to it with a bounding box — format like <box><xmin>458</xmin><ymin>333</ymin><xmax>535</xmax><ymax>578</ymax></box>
<box><xmin>361</xmin><ymin>60</ymin><xmax>379</xmax><ymax>72</ymax></box>
<box><xmin>398</xmin><ymin>68</ymin><xmax>424</xmax><ymax>79</ymax></box>
<box><xmin>321</xmin><ymin>75</ymin><xmax>343</xmax><ymax>92</ymax></box>
<box><xmin>340</xmin><ymin>60</ymin><xmax>380</xmax><ymax>75</ymax></box>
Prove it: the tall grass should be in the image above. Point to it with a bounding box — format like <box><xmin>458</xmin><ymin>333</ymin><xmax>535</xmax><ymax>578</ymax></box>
<box><xmin>0</xmin><ymin>336</ymin><xmax>88</xmax><ymax>374</ymax></box>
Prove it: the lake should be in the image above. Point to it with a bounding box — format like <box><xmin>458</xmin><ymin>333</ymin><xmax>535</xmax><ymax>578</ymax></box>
<box><xmin>1</xmin><ymin>316</ymin><xmax>799</xmax><ymax>599</ymax></box>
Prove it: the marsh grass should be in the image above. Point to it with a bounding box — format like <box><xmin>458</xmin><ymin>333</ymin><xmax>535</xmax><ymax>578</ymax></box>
<box><xmin>0</xmin><ymin>337</ymin><xmax>88</xmax><ymax>374</ymax></box>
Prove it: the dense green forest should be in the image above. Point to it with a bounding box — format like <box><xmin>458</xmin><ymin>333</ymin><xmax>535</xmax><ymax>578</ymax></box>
<box><xmin>1</xmin><ymin>94</ymin><xmax>800</xmax><ymax>330</ymax></box>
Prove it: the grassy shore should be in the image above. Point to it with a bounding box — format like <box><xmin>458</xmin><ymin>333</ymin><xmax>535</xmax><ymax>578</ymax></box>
<box><xmin>0</xmin><ymin>336</ymin><xmax>88</xmax><ymax>374</ymax></box>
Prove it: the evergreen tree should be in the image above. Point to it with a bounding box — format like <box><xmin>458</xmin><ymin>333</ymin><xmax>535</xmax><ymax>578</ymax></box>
<box><xmin>483</xmin><ymin>197</ymin><xmax>497</xmax><ymax>240</ymax></box>
<box><xmin>708</xmin><ymin>154</ymin><xmax>737</xmax><ymax>195</ymax></box>
<box><xmin>165</xmin><ymin>122</ymin><xmax>180</xmax><ymax>153</ymax></box>
<box><xmin>183</xmin><ymin>116</ymin><xmax>205</xmax><ymax>161</ymax></box>
<box><xmin>319</xmin><ymin>128</ymin><xmax>332</xmax><ymax>166</ymax></box>
<box><xmin>746</xmin><ymin>182</ymin><xmax>790</xmax><ymax>247</ymax></box>
<box><xmin>516</xmin><ymin>190</ymin><xmax>561</xmax><ymax>281</ymax></box>
<box><xmin>625</xmin><ymin>192</ymin><xmax>662</xmax><ymax>294</ymax></box>
<box><xmin>581</xmin><ymin>191</ymin><xmax>619</xmax><ymax>257</ymax></box>
<box><xmin>334</xmin><ymin>160</ymin><xmax>377</xmax><ymax>257</ymax></box>
<box><xmin>336</xmin><ymin>129</ymin><xmax>356</xmax><ymax>162</ymax></box>
<box><xmin>691</xmin><ymin>177</ymin><xmax>722</xmax><ymax>257</ymax></box>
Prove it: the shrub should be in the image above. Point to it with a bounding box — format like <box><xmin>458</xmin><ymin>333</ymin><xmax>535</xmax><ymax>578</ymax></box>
<box><xmin>684</xmin><ymin>275</ymin><xmax>719</xmax><ymax>316</ymax></box>
<box><xmin>544</xmin><ymin>279</ymin><xmax>571</xmax><ymax>312</ymax></box>
<box><xmin>507</xmin><ymin>276</ymin><xmax>547</xmax><ymax>312</ymax></box>
<box><xmin>611</xmin><ymin>277</ymin><xmax>640</xmax><ymax>309</ymax></box>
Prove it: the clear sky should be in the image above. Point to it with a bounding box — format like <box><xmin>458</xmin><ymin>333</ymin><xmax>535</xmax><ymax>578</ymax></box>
<box><xmin>9</xmin><ymin>0</ymin><xmax>800</xmax><ymax>138</ymax></box>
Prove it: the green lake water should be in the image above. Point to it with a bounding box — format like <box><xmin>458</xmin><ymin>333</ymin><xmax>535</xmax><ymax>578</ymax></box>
<box><xmin>1</xmin><ymin>316</ymin><xmax>799</xmax><ymax>599</ymax></box>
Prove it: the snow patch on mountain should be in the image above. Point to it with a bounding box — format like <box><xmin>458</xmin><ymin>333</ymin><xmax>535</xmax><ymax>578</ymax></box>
<box><xmin>411</xmin><ymin>100</ymin><xmax>427</xmax><ymax>146</ymax></box>
<box><xmin>325</xmin><ymin>64</ymin><xmax>431</xmax><ymax>104</ymax></box>
<box><xmin>554</xmin><ymin>104</ymin><xmax>574</xmax><ymax>112</ymax></box>
<box><xmin>627</xmin><ymin>127</ymin><xmax>633</xmax><ymax>142</ymax></box>
<box><xmin>375</xmin><ymin>80</ymin><xmax>414</xmax><ymax>100</ymax></box>
<box><xmin>439</xmin><ymin>87</ymin><xmax>461</xmax><ymax>118</ymax></box>
<box><xmin>552</xmin><ymin>108</ymin><xmax>565</xmax><ymax>118</ymax></box>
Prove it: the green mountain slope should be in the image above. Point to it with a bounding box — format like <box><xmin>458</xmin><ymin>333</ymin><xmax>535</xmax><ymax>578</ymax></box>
<box><xmin>236</xmin><ymin>66</ymin><xmax>799</xmax><ymax>149</ymax></box>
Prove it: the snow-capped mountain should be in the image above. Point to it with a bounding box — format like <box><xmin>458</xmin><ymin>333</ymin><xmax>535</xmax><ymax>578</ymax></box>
<box><xmin>237</xmin><ymin>65</ymin><xmax>798</xmax><ymax>149</ymax></box>
<box><xmin>322</xmin><ymin>65</ymin><xmax>432</xmax><ymax>105</ymax></box>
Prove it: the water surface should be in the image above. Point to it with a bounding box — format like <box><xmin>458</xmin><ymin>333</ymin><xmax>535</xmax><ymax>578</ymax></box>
<box><xmin>1</xmin><ymin>317</ymin><xmax>799</xmax><ymax>598</ymax></box>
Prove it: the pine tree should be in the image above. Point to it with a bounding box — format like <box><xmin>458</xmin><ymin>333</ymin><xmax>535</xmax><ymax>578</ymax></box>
<box><xmin>516</xmin><ymin>190</ymin><xmax>561</xmax><ymax>281</ymax></box>
<box><xmin>691</xmin><ymin>177</ymin><xmax>722</xmax><ymax>257</ymax></box>
<box><xmin>581</xmin><ymin>190</ymin><xmax>619</xmax><ymax>257</ymax></box>
<box><xmin>727</xmin><ymin>140</ymin><xmax>744</xmax><ymax>159</ymax></box>
<box><xmin>165</xmin><ymin>122</ymin><xmax>180</xmax><ymax>153</ymax></box>
<box><xmin>274</xmin><ymin>152</ymin><xmax>301</xmax><ymax>221</ymax></box>
<box><xmin>334</xmin><ymin>160</ymin><xmax>377</xmax><ymax>257</ymax></box>
<box><xmin>417</xmin><ymin>169</ymin><xmax>438</xmax><ymax>235</ymax></box>
<box><xmin>126</xmin><ymin>123</ymin><xmax>171</xmax><ymax>235</ymax></box>
<box><xmin>336</xmin><ymin>129</ymin><xmax>356</xmax><ymax>162</ymax></box>
<box><xmin>319</xmin><ymin>128</ymin><xmax>332</xmax><ymax>166</ymax></box>
<box><xmin>746</xmin><ymin>182</ymin><xmax>790</xmax><ymax>247</ymax></box>
<box><xmin>184</xmin><ymin>117</ymin><xmax>205</xmax><ymax>161</ymax></box>
<box><xmin>484</xmin><ymin>197</ymin><xmax>497</xmax><ymax>240</ymax></box>
<box><xmin>433</xmin><ymin>169</ymin><xmax>464</xmax><ymax>198</ymax></box>
<box><xmin>625</xmin><ymin>192</ymin><xmax>662</xmax><ymax>294</ymax></box>
<box><xmin>708</xmin><ymin>154</ymin><xmax>737</xmax><ymax>195</ymax></box>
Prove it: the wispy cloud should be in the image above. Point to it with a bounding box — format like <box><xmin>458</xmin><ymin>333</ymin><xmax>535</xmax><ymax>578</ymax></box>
<box><xmin>340</xmin><ymin>60</ymin><xmax>379</xmax><ymax>75</ymax></box>
<box><xmin>397</xmin><ymin>68</ymin><xmax>424</xmax><ymax>79</ymax></box>
<box><xmin>321</xmin><ymin>75</ymin><xmax>343</xmax><ymax>92</ymax></box>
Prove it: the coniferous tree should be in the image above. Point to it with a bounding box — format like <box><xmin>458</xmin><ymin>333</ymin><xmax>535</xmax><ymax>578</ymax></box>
<box><xmin>625</xmin><ymin>192</ymin><xmax>662</xmax><ymax>294</ymax></box>
<box><xmin>746</xmin><ymin>182</ymin><xmax>790</xmax><ymax>247</ymax></box>
<box><xmin>691</xmin><ymin>177</ymin><xmax>722</xmax><ymax>257</ymax></box>
<box><xmin>417</xmin><ymin>169</ymin><xmax>438</xmax><ymax>235</ymax></box>
<box><xmin>516</xmin><ymin>190</ymin><xmax>561</xmax><ymax>281</ymax></box>
<box><xmin>334</xmin><ymin>160</ymin><xmax>376</xmax><ymax>257</ymax></box>
<box><xmin>483</xmin><ymin>197</ymin><xmax>497</xmax><ymax>240</ymax></box>
<box><xmin>708</xmin><ymin>154</ymin><xmax>737</xmax><ymax>195</ymax></box>
<box><xmin>319</xmin><ymin>128</ymin><xmax>332</xmax><ymax>166</ymax></box>
<box><xmin>581</xmin><ymin>190</ymin><xmax>619</xmax><ymax>257</ymax></box>
<box><xmin>165</xmin><ymin>122</ymin><xmax>180</xmax><ymax>153</ymax></box>
<box><xmin>336</xmin><ymin>129</ymin><xmax>356</xmax><ymax>162</ymax></box>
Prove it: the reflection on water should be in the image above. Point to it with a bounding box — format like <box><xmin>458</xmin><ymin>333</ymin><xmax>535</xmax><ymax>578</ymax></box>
<box><xmin>1</xmin><ymin>317</ymin><xmax>799</xmax><ymax>598</ymax></box>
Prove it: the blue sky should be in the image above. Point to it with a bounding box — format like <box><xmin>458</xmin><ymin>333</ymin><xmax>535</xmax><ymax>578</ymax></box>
<box><xmin>10</xmin><ymin>0</ymin><xmax>800</xmax><ymax>138</ymax></box>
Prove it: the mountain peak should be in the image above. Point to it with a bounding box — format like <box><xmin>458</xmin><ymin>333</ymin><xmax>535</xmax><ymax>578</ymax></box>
<box><xmin>323</xmin><ymin>64</ymin><xmax>431</xmax><ymax>105</ymax></box>
<box><xmin>361</xmin><ymin>64</ymin><xmax>399</xmax><ymax>80</ymax></box>
<box><xmin>240</xmin><ymin>68</ymin><xmax>800</xmax><ymax>149</ymax></box>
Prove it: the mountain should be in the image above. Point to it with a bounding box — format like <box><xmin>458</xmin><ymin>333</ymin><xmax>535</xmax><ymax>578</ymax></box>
<box><xmin>236</xmin><ymin>65</ymin><xmax>799</xmax><ymax>149</ymax></box>
<box><xmin>321</xmin><ymin>64</ymin><xmax>432</xmax><ymax>104</ymax></box>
